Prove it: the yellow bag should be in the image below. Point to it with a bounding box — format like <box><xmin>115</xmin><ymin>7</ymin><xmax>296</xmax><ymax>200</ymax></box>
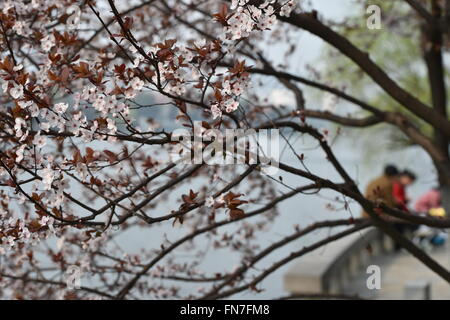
<box><xmin>429</xmin><ymin>207</ymin><xmax>446</xmax><ymax>218</ymax></box>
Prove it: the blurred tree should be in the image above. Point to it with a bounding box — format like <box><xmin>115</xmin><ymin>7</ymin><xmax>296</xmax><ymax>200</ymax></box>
<box><xmin>293</xmin><ymin>0</ymin><xmax>450</xmax><ymax>213</ymax></box>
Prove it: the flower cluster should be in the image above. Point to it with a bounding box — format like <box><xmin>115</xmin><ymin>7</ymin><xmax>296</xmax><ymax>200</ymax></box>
<box><xmin>0</xmin><ymin>0</ymin><xmax>288</xmax><ymax>300</ymax></box>
<box><xmin>210</xmin><ymin>64</ymin><xmax>251</xmax><ymax>119</ymax></box>
<box><xmin>224</xmin><ymin>0</ymin><xmax>298</xmax><ymax>41</ymax></box>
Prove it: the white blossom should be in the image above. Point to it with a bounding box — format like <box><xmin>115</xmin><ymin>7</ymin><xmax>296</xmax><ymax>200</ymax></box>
<box><xmin>211</xmin><ymin>103</ymin><xmax>222</xmax><ymax>119</ymax></box>
<box><xmin>205</xmin><ymin>196</ymin><xmax>215</xmax><ymax>208</ymax></box>
<box><xmin>54</xmin><ymin>102</ymin><xmax>68</xmax><ymax>114</ymax></box>
<box><xmin>40</xmin><ymin>34</ymin><xmax>55</xmax><ymax>52</ymax></box>
<box><xmin>130</xmin><ymin>77</ymin><xmax>144</xmax><ymax>91</ymax></box>
<box><xmin>42</xmin><ymin>165</ymin><xmax>55</xmax><ymax>190</ymax></box>
<box><xmin>32</xmin><ymin>132</ymin><xmax>47</xmax><ymax>148</ymax></box>
<box><xmin>10</xmin><ymin>83</ymin><xmax>24</xmax><ymax>99</ymax></box>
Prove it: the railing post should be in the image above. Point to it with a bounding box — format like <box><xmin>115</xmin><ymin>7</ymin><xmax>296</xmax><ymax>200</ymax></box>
<box><xmin>404</xmin><ymin>281</ymin><xmax>431</xmax><ymax>300</ymax></box>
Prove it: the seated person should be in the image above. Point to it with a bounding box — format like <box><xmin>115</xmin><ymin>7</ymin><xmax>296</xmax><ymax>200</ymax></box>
<box><xmin>391</xmin><ymin>170</ymin><xmax>417</xmax><ymax>249</ymax></box>
<box><xmin>362</xmin><ymin>164</ymin><xmax>398</xmax><ymax>219</ymax></box>
<box><xmin>414</xmin><ymin>188</ymin><xmax>447</xmax><ymax>248</ymax></box>
<box><xmin>392</xmin><ymin>170</ymin><xmax>416</xmax><ymax>212</ymax></box>
<box><xmin>415</xmin><ymin>187</ymin><xmax>441</xmax><ymax>214</ymax></box>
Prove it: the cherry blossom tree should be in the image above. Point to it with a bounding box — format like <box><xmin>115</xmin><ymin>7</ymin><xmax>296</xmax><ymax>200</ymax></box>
<box><xmin>0</xmin><ymin>0</ymin><xmax>449</xmax><ymax>300</ymax></box>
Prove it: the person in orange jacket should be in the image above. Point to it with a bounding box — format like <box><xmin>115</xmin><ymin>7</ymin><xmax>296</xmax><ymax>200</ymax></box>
<box><xmin>362</xmin><ymin>165</ymin><xmax>399</xmax><ymax>218</ymax></box>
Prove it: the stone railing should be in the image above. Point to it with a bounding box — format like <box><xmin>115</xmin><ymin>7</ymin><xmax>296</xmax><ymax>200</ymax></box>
<box><xmin>283</xmin><ymin>227</ymin><xmax>395</xmax><ymax>296</ymax></box>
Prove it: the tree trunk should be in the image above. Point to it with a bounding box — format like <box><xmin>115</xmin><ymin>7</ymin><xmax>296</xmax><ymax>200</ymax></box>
<box><xmin>436</xmin><ymin>161</ymin><xmax>450</xmax><ymax>215</ymax></box>
<box><xmin>441</xmin><ymin>184</ymin><xmax>450</xmax><ymax>216</ymax></box>
<box><xmin>422</xmin><ymin>2</ymin><xmax>450</xmax><ymax>216</ymax></box>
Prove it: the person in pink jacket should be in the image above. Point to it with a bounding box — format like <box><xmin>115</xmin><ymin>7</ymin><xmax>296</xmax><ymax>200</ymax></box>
<box><xmin>414</xmin><ymin>188</ymin><xmax>447</xmax><ymax>248</ymax></box>
<box><xmin>415</xmin><ymin>188</ymin><xmax>442</xmax><ymax>213</ymax></box>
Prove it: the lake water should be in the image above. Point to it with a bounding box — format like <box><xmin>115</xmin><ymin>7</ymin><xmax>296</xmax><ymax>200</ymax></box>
<box><xmin>109</xmin><ymin>123</ymin><xmax>437</xmax><ymax>299</ymax></box>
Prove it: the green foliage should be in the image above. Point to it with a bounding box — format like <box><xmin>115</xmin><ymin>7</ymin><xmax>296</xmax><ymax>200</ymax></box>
<box><xmin>319</xmin><ymin>0</ymin><xmax>450</xmax><ymax>147</ymax></box>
